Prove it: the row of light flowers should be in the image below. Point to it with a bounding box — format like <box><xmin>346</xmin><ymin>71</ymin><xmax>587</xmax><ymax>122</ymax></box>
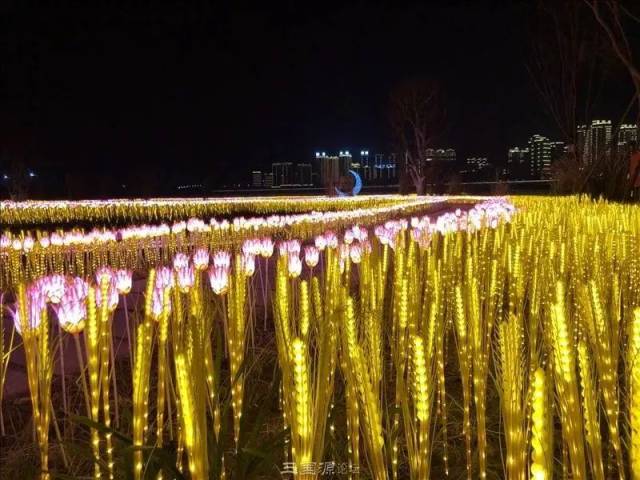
<box><xmin>0</xmin><ymin>196</ymin><xmax>454</xmax><ymax>251</ymax></box>
<box><xmin>3</xmin><ymin>197</ymin><xmax>515</xmax><ymax>480</ymax></box>
<box><xmin>9</xmin><ymin>197</ymin><xmax>515</xmax><ymax>334</ymax></box>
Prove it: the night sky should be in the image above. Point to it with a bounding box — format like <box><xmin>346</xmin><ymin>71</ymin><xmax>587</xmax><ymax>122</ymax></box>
<box><xmin>1</xmin><ymin>1</ymin><xmax>634</xmax><ymax>191</ymax></box>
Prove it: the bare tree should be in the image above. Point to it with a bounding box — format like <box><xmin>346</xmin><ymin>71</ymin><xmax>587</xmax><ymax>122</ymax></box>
<box><xmin>585</xmin><ymin>0</ymin><xmax>640</xmax><ymax>126</ymax></box>
<box><xmin>527</xmin><ymin>0</ymin><xmax>608</xmax><ymax>161</ymax></box>
<box><xmin>390</xmin><ymin>79</ymin><xmax>446</xmax><ymax>195</ymax></box>
<box><xmin>526</xmin><ymin>0</ymin><xmax>640</xmax><ymax>198</ymax></box>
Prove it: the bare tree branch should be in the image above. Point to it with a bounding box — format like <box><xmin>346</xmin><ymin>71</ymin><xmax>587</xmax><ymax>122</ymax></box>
<box><xmin>390</xmin><ymin>78</ymin><xmax>446</xmax><ymax>194</ymax></box>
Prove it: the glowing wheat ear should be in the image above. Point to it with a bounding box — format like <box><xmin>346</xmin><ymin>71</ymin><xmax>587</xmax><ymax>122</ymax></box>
<box><xmin>630</xmin><ymin>308</ymin><xmax>640</xmax><ymax>478</ymax></box>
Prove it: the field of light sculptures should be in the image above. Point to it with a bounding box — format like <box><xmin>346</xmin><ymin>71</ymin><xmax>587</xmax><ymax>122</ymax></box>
<box><xmin>0</xmin><ymin>194</ymin><xmax>639</xmax><ymax>479</ymax></box>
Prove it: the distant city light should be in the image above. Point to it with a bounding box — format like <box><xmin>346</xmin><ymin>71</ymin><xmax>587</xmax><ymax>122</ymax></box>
<box><xmin>29</xmin><ymin>171</ymin><xmax>36</xmax><ymax>177</ymax></box>
<box><xmin>2</xmin><ymin>174</ymin><xmax>8</xmax><ymax>180</ymax></box>
<box><xmin>315</xmin><ymin>152</ymin><xmax>320</xmax><ymax>157</ymax></box>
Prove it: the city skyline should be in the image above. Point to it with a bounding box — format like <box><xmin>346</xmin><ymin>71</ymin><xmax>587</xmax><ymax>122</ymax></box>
<box><xmin>243</xmin><ymin>119</ymin><xmax>638</xmax><ymax>188</ymax></box>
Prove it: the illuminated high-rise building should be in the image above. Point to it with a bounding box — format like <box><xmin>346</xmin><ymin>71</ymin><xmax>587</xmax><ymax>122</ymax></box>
<box><xmin>507</xmin><ymin>147</ymin><xmax>529</xmax><ymax>179</ymax></box>
<box><xmin>466</xmin><ymin>157</ymin><xmax>489</xmax><ymax>172</ymax></box>
<box><xmin>618</xmin><ymin>123</ymin><xmax>638</xmax><ymax>158</ymax></box>
<box><xmin>295</xmin><ymin>163</ymin><xmax>313</xmax><ymax>186</ymax></box>
<box><xmin>425</xmin><ymin>148</ymin><xmax>456</xmax><ymax>163</ymax></box>
<box><xmin>360</xmin><ymin>150</ymin><xmax>371</xmax><ymax>180</ymax></box>
<box><xmin>315</xmin><ymin>152</ymin><xmax>340</xmax><ymax>188</ymax></box>
<box><xmin>263</xmin><ymin>172</ymin><xmax>274</xmax><ymax>188</ymax></box>
<box><xmin>272</xmin><ymin>162</ymin><xmax>293</xmax><ymax>187</ymax></box>
<box><xmin>528</xmin><ymin>134</ymin><xmax>551</xmax><ymax>179</ymax></box>
<box><xmin>583</xmin><ymin>120</ymin><xmax>612</xmax><ymax>164</ymax></box>
<box><xmin>338</xmin><ymin>151</ymin><xmax>352</xmax><ymax>175</ymax></box>
<box><xmin>577</xmin><ymin>124</ymin><xmax>587</xmax><ymax>160</ymax></box>
<box><xmin>251</xmin><ymin>170</ymin><xmax>263</xmax><ymax>187</ymax></box>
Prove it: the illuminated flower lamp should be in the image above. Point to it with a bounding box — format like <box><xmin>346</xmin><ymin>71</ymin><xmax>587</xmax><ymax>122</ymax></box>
<box><xmin>115</xmin><ymin>269</ymin><xmax>133</xmax><ymax>295</ymax></box>
<box><xmin>260</xmin><ymin>237</ymin><xmax>275</xmax><ymax>258</ymax></box>
<box><xmin>213</xmin><ymin>251</ymin><xmax>232</xmax><ymax>269</ymax></box>
<box><xmin>242</xmin><ymin>254</ymin><xmax>256</xmax><ymax>277</ymax></box>
<box><xmin>95</xmin><ymin>279</ymin><xmax>119</xmax><ymax>312</ymax></box>
<box><xmin>193</xmin><ymin>247</ymin><xmax>210</xmax><ymax>270</ymax></box>
<box><xmin>176</xmin><ymin>265</ymin><xmax>195</xmax><ymax>292</ymax></box>
<box><xmin>173</xmin><ymin>252</ymin><xmax>190</xmax><ymax>270</ymax></box>
<box><xmin>209</xmin><ymin>266</ymin><xmax>229</xmax><ymax>295</ymax></box>
<box><xmin>55</xmin><ymin>290</ymin><xmax>87</xmax><ymax>334</ymax></box>
<box><xmin>42</xmin><ymin>274</ymin><xmax>66</xmax><ymax>304</ymax></box>
<box><xmin>304</xmin><ymin>246</ymin><xmax>320</xmax><ymax>268</ymax></box>
<box><xmin>287</xmin><ymin>254</ymin><xmax>302</xmax><ymax>278</ymax></box>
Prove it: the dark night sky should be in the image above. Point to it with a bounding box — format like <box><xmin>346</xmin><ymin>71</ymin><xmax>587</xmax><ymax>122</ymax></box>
<box><xmin>1</xmin><ymin>1</ymin><xmax>634</xmax><ymax>190</ymax></box>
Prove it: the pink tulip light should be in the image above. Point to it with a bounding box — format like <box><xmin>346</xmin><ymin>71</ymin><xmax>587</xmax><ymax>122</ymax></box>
<box><xmin>42</xmin><ymin>274</ymin><xmax>66</xmax><ymax>304</ymax></box>
<box><xmin>208</xmin><ymin>266</ymin><xmax>229</xmax><ymax>295</ymax></box>
<box><xmin>176</xmin><ymin>265</ymin><xmax>195</xmax><ymax>293</ymax></box>
<box><xmin>260</xmin><ymin>237</ymin><xmax>274</xmax><ymax>258</ymax></box>
<box><xmin>71</xmin><ymin>277</ymin><xmax>89</xmax><ymax>300</ymax></box>
<box><xmin>242</xmin><ymin>254</ymin><xmax>256</xmax><ymax>277</ymax></box>
<box><xmin>56</xmin><ymin>290</ymin><xmax>87</xmax><ymax>334</ymax></box>
<box><xmin>95</xmin><ymin>266</ymin><xmax>114</xmax><ymax>285</ymax></box>
<box><xmin>115</xmin><ymin>269</ymin><xmax>133</xmax><ymax>294</ymax></box>
<box><xmin>192</xmin><ymin>247</ymin><xmax>210</xmax><ymax>270</ymax></box>
<box><xmin>95</xmin><ymin>280</ymin><xmax>119</xmax><ymax>312</ymax></box>
<box><xmin>151</xmin><ymin>287</ymin><xmax>169</xmax><ymax>319</ymax></box>
<box><xmin>314</xmin><ymin>235</ymin><xmax>327</xmax><ymax>251</ymax></box>
<box><xmin>304</xmin><ymin>246</ymin><xmax>319</xmax><ymax>268</ymax></box>
<box><xmin>213</xmin><ymin>251</ymin><xmax>232</xmax><ymax>269</ymax></box>
<box><xmin>173</xmin><ymin>252</ymin><xmax>190</xmax><ymax>270</ymax></box>
<box><xmin>155</xmin><ymin>266</ymin><xmax>175</xmax><ymax>290</ymax></box>
<box><xmin>13</xmin><ymin>286</ymin><xmax>46</xmax><ymax>335</ymax></box>
<box><xmin>288</xmin><ymin>254</ymin><xmax>302</xmax><ymax>278</ymax></box>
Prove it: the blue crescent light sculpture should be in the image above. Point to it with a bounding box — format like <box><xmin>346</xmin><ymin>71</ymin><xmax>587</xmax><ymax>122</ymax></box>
<box><xmin>335</xmin><ymin>170</ymin><xmax>363</xmax><ymax>197</ymax></box>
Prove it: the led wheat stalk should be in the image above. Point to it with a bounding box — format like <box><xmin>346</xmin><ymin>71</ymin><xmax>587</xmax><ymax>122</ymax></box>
<box><xmin>227</xmin><ymin>254</ymin><xmax>248</xmax><ymax>446</ymax></box>
<box><xmin>530</xmin><ymin>367</ymin><xmax>551</xmax><ymax>480</ymax></box>
<box><xmin>577</xmin><ymin>340</ymin><xmax>604</xmax><ymax>480</ymax></box>
<box><xmin>586</xmin><ymin>280</ymin><xmax>624</xmax><ymax>476</ymax></box>
<box><xmin>342</xmin><ymin>296</ymin><xmax>386</xmax><ymax>480</ymax></box>
<box><xmin>305</xmin><ymin>277</ymin><xmax>337</xmax><ymax>465</ymax></box>
<box><xmin>390</xmin><ymin>232</ymin><xmax>407</xmax><ymax>480</ymax></box>
<box><xmin>469</xmin><ymin>253</ymin><xmax>495</xmax><ymax>480</ymax></box>
<box><xmin>629</xmin><ymin>308</ymin><xmax>640</xmax><ymax>479</ymax></box>
<box><xmin>291</xmin><ymin>338</ymin><xmax>313</xmax><ymax>477</ymax></box>
<box><xmin>497</xmin><ymin>315</ymin><xmax>526</xmax><ymax>480</ymax></box>
<box><xmin>16</xmin><ymin>284</ymin><xmax>54</xmax><ymax>480</ymax></box>
<box><xmin>549</xmin><ymin>280</ymin><xmax>586</xmax><ymax>479</ymax></box>
<box><xmin>408</xmin><ymin>334</ymin><xmax>434</xmax><ymax>480</ymax></box>
<box><xmin>173</xmin><ymin>275</ymin><xmax>208</xmax><ymax>480</ymax></box>
<box><xmin>453</xmin><ymin>283</ymin><xmax>473</xmax><ymax>480</ymax></box>
<box><xmin>132</xmin><ymin>269</ymin><xmax>155</xmax><ymax>480</ymax></box>
<box><xmin>429</xmin><ymin>258</ymin><xmax>449</xmax><ymax>477</ymax></box>
<box><xmin>85</xmin><ymin>286</ymin><xmax>103</xmax><ymax>479</ymax></box>
<box><xmin>97</xmin><ymin>276</ymin><xmax>115</xmax><ymax>480</ymax></box>
<box><xmin>155</xmin><ymin>287</ymin><xmax>171</xmax><ymax>479</ymax></box>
